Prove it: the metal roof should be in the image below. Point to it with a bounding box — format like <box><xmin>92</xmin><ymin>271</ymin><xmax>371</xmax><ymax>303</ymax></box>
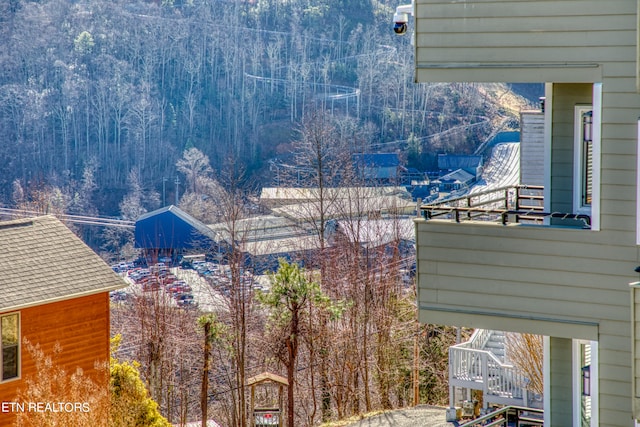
<box><xmin>352</xmin><ymin>153</ymin><xmax>400</xmax><ymax>168</ymax></box>
<box><xmin>135</xmin><ymin>205</ymin><xmax>218</xmax><ymax>250</ymax></box>
<box><xmin>439</xmin><ymin>168</ymin><xmax>475</xmax><ymax>184</ymax></box>
<box><xmin>208</xmin><ymin>215</ymin><xmax>318</xmax><ymax>257</ymax></box>
<box><xmin>437</xmin><ymin>154</ymin><xmax>483</xmax><ymax>170</ymax></box>
<box><xmin>259</xmin><ymin>186</ymin><xmax>411</xmax><ymax>203</ymax></box>
<box><xmin>334</xmin><ymin>218</ymin><xmax>415</xmax><ymax>248</ymax></box>
<box><xmin>208</xmin><ymin>215</ymin><xmax>309</xmax><ymax>244</ymax></box>
<box><xmin>271</xmin><ymin>195</ymin><xmax>415</xmax><ymax>221</ymax></box>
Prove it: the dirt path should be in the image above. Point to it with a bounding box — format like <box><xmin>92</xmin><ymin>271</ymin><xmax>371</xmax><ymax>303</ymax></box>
<box><xmin>344</xmin><ymin>406</ymin><xmax>455</xmax><ymax>427</ymax></box>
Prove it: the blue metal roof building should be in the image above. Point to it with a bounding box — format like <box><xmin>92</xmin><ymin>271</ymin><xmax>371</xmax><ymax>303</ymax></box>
<box><xmin>135</xmin><ymin>205</ymin><xmax>217</xmax><ymax>252</ymax></box>
<box><xmin>352</xmin><ymin>153</ymin><xmax>401</xmax><ymax>182</ymax></box>
<box><xmin>437</xmin><ymin>154</ymin><xmax>483</xmax><ymax>174</ymax></box>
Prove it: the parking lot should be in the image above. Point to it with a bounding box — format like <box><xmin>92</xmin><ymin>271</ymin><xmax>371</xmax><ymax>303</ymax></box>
<box><xmin>110</xmin><ymin>260</ymin><xmax>266</xmax><ymax>312</ymax></box>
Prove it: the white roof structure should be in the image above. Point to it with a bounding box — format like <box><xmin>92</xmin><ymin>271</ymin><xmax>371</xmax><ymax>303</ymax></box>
<box><xmin>209</xmin><ymin>186</ymin><xmax>417</xmax><ymax>259</ymax></box>
<box><xmin>260</xmin><ymin>186</ymin><xmax>412</xmax><ymax>207</ymax></box>
<box><xmin>242</xmin><ymin>235</ymin><xmax>319</xmax><ymax>257</ymax></box>
<box><xmin>208</xmin><ymin>215</ymin><xmax>319</xmax><ymax>257</ymax></box>
<box><xmin>271</xmin><ymin>195</ymin><xmax>415</xmax><ymax>222</ymax></box>
<box><xmin>208</xmin><ymin>215</ymin><xmax>306</xmax><ymax>241</ymax></box>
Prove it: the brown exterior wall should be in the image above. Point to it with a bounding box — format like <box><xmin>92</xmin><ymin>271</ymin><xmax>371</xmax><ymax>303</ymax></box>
<box><xmin>0</xmin><ymin>293</ymin><xmax>110</xmax><ymax>426</ymax></box>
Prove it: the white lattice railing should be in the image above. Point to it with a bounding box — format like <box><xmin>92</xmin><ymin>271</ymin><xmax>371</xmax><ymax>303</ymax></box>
<box><xmin>449</xmin><ymin>330</ymin><xmax>529</xmax><ymax>406</ymax></box>
<box><xmin>465</xmin><ymin>329</ymin><xmax>492</xmax><ymax>350</ymax></box>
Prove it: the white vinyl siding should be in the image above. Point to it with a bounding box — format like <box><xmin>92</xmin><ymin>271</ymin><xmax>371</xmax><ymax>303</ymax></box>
<box><xmin>414</xmin><ymin>1</ymin><xmax>640</xmax><ymax>425</ymax></box>
<box><xmin>414</xmin><ymin>0</ymin><xmax>635</xmax><ymax>84</ymax></box>
<box><xmin>415</xmin><ymin>218</ymin><xmax>631</xmax><ymax>426</ymax></box>
<box><xmin>520</xmin><ymin>111</ymin><xmax>545</xmax><ymax>186</ymax></box>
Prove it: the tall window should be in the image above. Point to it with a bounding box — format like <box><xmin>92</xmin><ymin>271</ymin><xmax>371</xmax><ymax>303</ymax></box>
<box><xmin>1</xmin><ymin>313</ymin><xmax>19</xmax><ymax>381</ymax></box>
<box><xmin>574</xmin><ymin>106</ymin><xmax>594</xmax><ymax>215</ymax></box>
<box><xmin>582</xmin><ymin>110</ymin><xmax>593</xmax><ymax>207</ymax></box>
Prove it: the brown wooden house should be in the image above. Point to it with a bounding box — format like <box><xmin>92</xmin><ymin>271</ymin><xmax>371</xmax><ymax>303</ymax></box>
<box><xmin>0</xmin><ymin>216</ymin><xmax>126</xmax><ymax>426</ymax></box>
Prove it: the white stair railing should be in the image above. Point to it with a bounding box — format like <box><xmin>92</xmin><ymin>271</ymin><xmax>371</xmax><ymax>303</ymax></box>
<box><xmin>450</xmin><ymin>330</ymin><xmax>529</xmax><ymax>406</ymax></box>
<box><xmin>467</xmin><ymin>329</ymin><xmax>492</xmax><ymax>350</ymax></box>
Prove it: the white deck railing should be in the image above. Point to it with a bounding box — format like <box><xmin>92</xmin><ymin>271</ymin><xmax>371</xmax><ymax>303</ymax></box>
<box><xmin>450</xmin><ymin>330</ymin><xmax>529</xmax><ymax>407</ymax></box>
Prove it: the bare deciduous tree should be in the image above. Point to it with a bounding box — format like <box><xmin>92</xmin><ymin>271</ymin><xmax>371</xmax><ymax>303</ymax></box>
<box><xmin>176</xmin><ymin>148</ymin><xmax>214</xmax><ymax>195</ymax></box>
<box><xmin>506</xmin><ymin>333</ymin><xmax>543</xmax><ymax>396</ymax></box>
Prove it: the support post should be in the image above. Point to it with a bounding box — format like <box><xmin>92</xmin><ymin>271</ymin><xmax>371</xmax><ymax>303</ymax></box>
<box><xmin>630</xmin><ymin>282</ymin><xmax>640</xmax><ymax>421</ymax></box>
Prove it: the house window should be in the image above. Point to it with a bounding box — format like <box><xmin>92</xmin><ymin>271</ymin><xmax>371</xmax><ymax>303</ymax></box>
<box><xmin>1</xmin><ymin>313</ymin><xmax>19</xmax><ymax>381</ymax></box>
<box><xmin>573</xmin><ymin>106</ymin><xmax>594</xmax><ymax>216</ymax></box>
<box><xmin>581</xmin><ymin>111</ymin><xmax>593</xmax><ymax>207</ymax></box>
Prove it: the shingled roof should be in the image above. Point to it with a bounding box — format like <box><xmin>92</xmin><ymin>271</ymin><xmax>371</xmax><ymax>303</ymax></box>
<box><xmin>0</xmin><ymin>215</ymin><xmax>126</xmax><ymax>312</ymax></box>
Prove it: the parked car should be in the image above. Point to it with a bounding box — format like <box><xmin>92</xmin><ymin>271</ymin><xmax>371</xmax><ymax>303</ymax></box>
<box><xmin>130</xmin><ymin>269</ymin><xmax>151</xmax><ymax>282</ymax></box>
<box><xmin>142</xmin><ymin>280</ymin><xmax>161</xmax><ymax>292</ymax></box>
<box><xmin>109</xmin><ymin>290</ymin><xmax>128</xmax><ymax>302</ymax></box>
<box><xmin>166</xmin><ymin>282</ymin><xmax>191</xmax><ymax>295</ymax></box>
<box><xmin>159</xmin><ymin>273</ymin><xmax>177</xmax><ymax>284</ymax></box>
<box><xmin>176</xmin><ymin>293</ymin><xmax>196</xmax><ymax>308</ymax></box>
<box><xmin>150</xmin><ymin>263</ymin><xmax>168</xmax><ymax>274</ymax></box>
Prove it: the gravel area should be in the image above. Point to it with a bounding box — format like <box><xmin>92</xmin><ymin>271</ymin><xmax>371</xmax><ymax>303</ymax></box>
<box><xmin>345</xmin><ymin>406</ymin><xmax>455</xmax><ymax>427</ymax></box>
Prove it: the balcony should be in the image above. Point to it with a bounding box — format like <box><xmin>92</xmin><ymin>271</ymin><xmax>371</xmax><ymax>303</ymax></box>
<box><xmin>415</xmin><ymin>185</ymin><xmax>608</xmax><ymax>339</ymax></box>
<box><xmin>420</xmin><ymin>185</ymin><xmax>590</xmax><ymax>229</ymax></box>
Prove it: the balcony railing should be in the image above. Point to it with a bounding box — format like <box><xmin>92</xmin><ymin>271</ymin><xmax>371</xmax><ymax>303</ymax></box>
<box><xmin>450</xmin><ymin>330</ymin><xmax>531</xmax><ymax>408</ymax></box>
<box><xmin>420</xmin><ymin>185</ymin><xmax>590</xmax><ymax>228</ymax></box>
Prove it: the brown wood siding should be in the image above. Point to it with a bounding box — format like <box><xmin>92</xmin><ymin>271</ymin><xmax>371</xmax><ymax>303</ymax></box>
<box><xmin>0</xmin><ymin>293</ymin><xmax>110</xmax><ymax>426</ymax></box>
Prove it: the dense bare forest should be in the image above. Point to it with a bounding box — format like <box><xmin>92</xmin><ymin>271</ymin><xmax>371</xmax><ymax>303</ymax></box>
<box><xmin>0</xmin><ymin>0</ymin><xmax>531</xmax><ymax>221</ymax></box>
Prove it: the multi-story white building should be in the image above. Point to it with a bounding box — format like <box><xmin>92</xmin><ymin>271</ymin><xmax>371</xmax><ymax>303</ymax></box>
<box><xmin>410</xmin><ymin>1</ymin><xmax>640</xmax><ymax>426</ymax></box>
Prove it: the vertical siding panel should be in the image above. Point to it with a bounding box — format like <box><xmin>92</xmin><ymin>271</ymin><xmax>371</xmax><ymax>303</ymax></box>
<box><xmin>520</xmin><ymin>111</ymin><xmax>545</xmax><ymax>186</ymax></box>
<box><xmin>549</xmin><ymin>337</ymin><xmax>573</xmax><ymax>426</ymax></box>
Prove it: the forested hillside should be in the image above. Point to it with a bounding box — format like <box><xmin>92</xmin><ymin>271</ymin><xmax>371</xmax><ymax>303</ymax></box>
<box><xmin>0</xmin><ymin>0</ymin><xmax>533</xmax><ymax>220</ymax></box>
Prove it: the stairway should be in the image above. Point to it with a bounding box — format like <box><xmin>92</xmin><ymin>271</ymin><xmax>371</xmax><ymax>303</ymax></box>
<box><xmin>484</xmin><ymin>330</ymin><xmax>506</xmax><ymax>362</ymax></box>
<box><xmin>449</xmin><ymin>329</ymin><xmax>530</xmax><ymax>408</ymax></box>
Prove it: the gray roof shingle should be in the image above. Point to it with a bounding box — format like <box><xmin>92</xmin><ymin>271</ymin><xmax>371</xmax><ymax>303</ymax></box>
<box><xmin>0</xmin><ymin>216</ymin><xmax>126</xmax><ymax>312</ymax></box>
